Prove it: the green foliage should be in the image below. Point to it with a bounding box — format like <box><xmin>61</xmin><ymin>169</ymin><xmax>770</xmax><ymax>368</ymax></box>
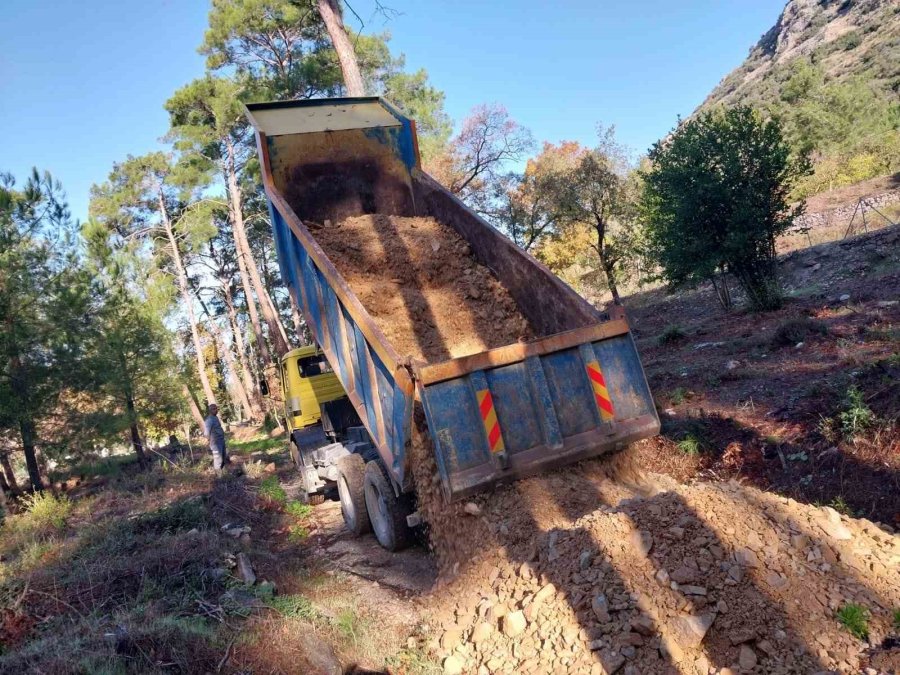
<box><xmin>287</xmin><ymin>523</ymin><xmax>310</xmax><ymax>541</ymax></box>
<box><xmin>642</xmin><ymin>106</ymin><xmax>811</xmax><ymax>311</ymax></box>
<box><xmin>229</xmin><ymin>436</ymin><xmax>284</xmax><ymax>454</ymax></box>
<box><xmin>669</xmin><ymin>388</ymin><xmax>690</xmax><ymax>406</ymax></box>
<box><xmin>20</xmin><ymin>492</ymin><xmax>72</xmax><ymax>531</ymax></box>
<box><xmin>677</xmin><ymin>434</ymin><xmax>704</xmax><ymax>456</ymax></box>
<box><xmin>836</xmin><ymin>603</ymin><xmax>870</xmax><ymax>640</ymax></box>
<box><xmin>771</xmin><ymin>317</ymin><xmax>829</xmax><ymax>347</ymax></box>
<box><xmin>658</xmin><ymin>325</ymin><xmax>686</xmax><ymax>346</ymax></box>
<box><xmin>828</xmin><ymin>496</ymin><xmax>855</xmax><ymax>517</ymax></box>
<box><xmin>839</xmin><ymin>386</ymin><xmax>875</xmax><ymax>438</ymax></box>
<box><xmin>259</xmin><ymin>475</ymin><xmax>287</xmax><ymax>504</ymax></box>
<box><xmin>285</xmin><ymin>500</ymin><xmax>312</xmax><ymax>518</ymax></box>
<box><xmin>0</xmin><ymin>169</ymin><xmax>98</xmax><ymax>488</ymax></box>
<box><xmin>268</xmin><ymin>593</ymin><xmax>317</xmax><ymax>619</ymax></box>
<box><xmin>336</xmin><ymin>607</ymin><xmax>361</xmax><ymax>644</ymax></box>
<box><xmin>893</xmin><ymin>608</ymin><xmax>900</xmax><ymax>632</ymax></box>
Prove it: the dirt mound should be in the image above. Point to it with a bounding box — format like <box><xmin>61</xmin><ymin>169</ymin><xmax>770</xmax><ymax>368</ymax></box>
<box><xmin>421</xmin><ymin>466</ymin><xmax>900</xmax><ymax>674</ymax></box>
<box><xmin>309</xmin><ymin>214</ymin><xmax>535</xmax><ymax>363</ymax></box>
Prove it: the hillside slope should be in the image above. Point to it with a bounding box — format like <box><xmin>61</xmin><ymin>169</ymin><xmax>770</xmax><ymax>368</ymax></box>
<box><xmin>702</xmin><ymin>0</ymin><xmax>898</xmax><ymax>109</ymax></box>
<box><xmin>698</xmin><ymin>0</ymin><xmax>900</xmax><ymax>197</ymax></box>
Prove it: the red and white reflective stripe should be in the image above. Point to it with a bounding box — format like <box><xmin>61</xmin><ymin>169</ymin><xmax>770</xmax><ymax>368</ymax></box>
<box><xmin>476</xmin><ymin>388</ymin><xmax>505</xmax><ymax>454</ymax></box>
<box><xmin>586</xmin><ymin>360</ymin><xmax>615</xmax><ymax>422</ymax></box>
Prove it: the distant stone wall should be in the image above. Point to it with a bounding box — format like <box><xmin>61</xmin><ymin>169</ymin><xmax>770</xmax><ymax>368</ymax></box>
<box><xmin>793</xmin><ymin>189</ymin><xmax>900</xmax><ymax>231</ymax></box>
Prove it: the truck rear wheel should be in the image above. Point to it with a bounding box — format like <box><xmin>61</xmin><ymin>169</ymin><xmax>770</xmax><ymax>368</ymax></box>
<box><xmin>336</xmin><ymin>454</ymin><xmax>370</xmax><ymax>535</ymax></box>
<box><xmin>363</xmin><ymin>460</ymin><xmax>412</xmax><ymax>551</ymax></box>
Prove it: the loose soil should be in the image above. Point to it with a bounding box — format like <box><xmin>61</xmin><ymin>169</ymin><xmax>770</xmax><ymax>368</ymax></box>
<box><xmin>310</xmin><ymin>214</ymin><xmax>535</xmax><ymax>364</ymax></box>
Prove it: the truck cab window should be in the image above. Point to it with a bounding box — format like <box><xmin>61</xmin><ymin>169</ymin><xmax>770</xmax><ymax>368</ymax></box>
<box><xmin>298</xmin><ymin>355</ymin><xmax>333</xmax><ymax>378</ymax></box>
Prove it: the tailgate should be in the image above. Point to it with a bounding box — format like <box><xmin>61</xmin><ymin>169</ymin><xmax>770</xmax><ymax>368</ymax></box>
<box><xmin>416</xmin><ymin>320</ymin><xmax>659</xmax><ymax>501</ymax></box>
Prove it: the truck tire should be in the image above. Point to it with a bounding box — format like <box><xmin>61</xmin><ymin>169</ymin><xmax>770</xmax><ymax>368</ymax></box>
<box><xmin>363</xmin><ymin>460</ymin><xmax>412</xmax><ymax>551</ymax></box>
<box><xmin>336</xmin><ymin>454</ymin><xmax>370</xmax><ymax>535</ymax></box>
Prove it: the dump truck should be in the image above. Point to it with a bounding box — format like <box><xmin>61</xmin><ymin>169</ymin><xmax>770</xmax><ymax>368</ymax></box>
<box><xmin>245</xmin><ymin>97</ymin><xmax>659</xmax><ymax>550</ymax></box>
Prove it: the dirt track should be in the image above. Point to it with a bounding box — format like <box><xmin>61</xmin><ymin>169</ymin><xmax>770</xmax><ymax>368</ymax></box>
<box><xmin>310</xmin><ymin>214</ymin><xmax>535</xmax><ymax>363</ymax></box>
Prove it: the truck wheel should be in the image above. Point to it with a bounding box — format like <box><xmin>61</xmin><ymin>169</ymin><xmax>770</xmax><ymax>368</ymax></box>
<box><xmin>363</xmin><ymin>460</ymin><xmax>412</xmax><ymax>551</ymax></box>
<box><xmin>336</xmin><ymin>454</ymin><xmax>370</xmax><ymax>535</ymax></box>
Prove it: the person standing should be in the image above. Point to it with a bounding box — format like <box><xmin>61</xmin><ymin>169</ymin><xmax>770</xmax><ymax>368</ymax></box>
<box><xmin>204</xmin><ymin>403</ymin><xmax>229</xmax><ymax>471</ymax></box>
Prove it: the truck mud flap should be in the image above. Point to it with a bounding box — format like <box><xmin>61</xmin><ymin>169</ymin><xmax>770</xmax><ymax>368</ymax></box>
<box><xmin>418</xmin><ymin>333</ymin><xmax>660</xmax><ymax>501</ymax></box>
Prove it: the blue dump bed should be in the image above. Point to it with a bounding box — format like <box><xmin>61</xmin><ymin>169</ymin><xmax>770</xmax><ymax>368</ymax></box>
<box><xmin>246</xmin><ymin>98</ymin><xmax>660</xmax><ymax>501</ymax></box>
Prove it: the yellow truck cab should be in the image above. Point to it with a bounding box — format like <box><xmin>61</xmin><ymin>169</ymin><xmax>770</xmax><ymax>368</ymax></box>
<box><xmin>280</xmin><ymin>346</ymin><xmax>374</xmax><ymax>508</ymax></box>
<box><xmin>280</xmin><ymin>346</ymin><xmax>346</xmax><ymax>431</ymax></box>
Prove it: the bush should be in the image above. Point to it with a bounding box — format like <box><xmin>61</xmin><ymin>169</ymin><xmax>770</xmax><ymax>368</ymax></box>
<box><xmin>20</xmin><ymin>492</ymin><xmax>72</xmax><ymax>531</ymax></box>
<box><xmin>642</xmin><ymin>106</ymin><xmax>811</xmax><ymax>311</ymax></box>
<box><xmin>771</xmin><ymin>317</ymin><xmax>829</xmax><ymax>346</ymax></box>
<box><xmin>658</xmin><ymin>325</ymin><xmax>686</xmax><ymax>345</ymax></box>
<box><xmin>839</xmin><ymin>386</ymin><xmax>875</xmax><ymax>438</ymax></box>
<box><xmin>677</xmin><ymin>434</ymin><xmax>704</xmax><ymax>456</ymax></box>
<box><xmin>259</xmin><ymin>476</ymin><xmax>287</xmax><ymax>504</ymax></box>
<box><xmin>836</xmin><ymin>603</ymin><xmax>869</xmax><ymax>640</ymax></box>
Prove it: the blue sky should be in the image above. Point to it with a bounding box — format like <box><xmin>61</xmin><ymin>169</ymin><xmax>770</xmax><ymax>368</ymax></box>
<box><xmin>1</xmin><ymin>0</ymin><xmax>786</xmax><ymax>221</ymax></box>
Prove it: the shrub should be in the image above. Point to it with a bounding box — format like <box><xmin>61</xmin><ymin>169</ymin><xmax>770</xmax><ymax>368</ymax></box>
<box><xmin>285</xmin><ymin>501</ymin><xmax>312</xmax><ymax>518</ymax></box>
<box><xmin>268</xmin><ymin>593</ymin><xmax>317</xmax><ymax>620</ymax></box>
<box><xmin>259</xmin><ymin>476</ymin><xmax>287</xmax><ymax>504</ymax></box>
<box><xmin>20</xmin><ymin>492</ymin><xmax>72</xmax><ymax>531</ymax></box>
<box><xmin>839</xmin><ymin>386</ymin><xmax>875</xmax><ymax>438</ymax></box>
<box><xmin>771</xmin><ymin>317</ymin><xmax>828</xmax><ymax>347</ymax></box>
<box><xmin>658</xmin><ymin>325</ymin><xmax>686</xmax><ymax>346</ymax></box>
<box><xmin>642</xmin><ymin>106</ymin><xmax>811</xmax><ymax>311</ymax></box>
<box><xmin>836</xmin><ymin>603</ymin><xmax>869</xmax><ymax>640</ymax></box>
<box><xmin>677</xmin><ymin>434</ymin><xmax>704</xmax><ymax>456</ymax></box>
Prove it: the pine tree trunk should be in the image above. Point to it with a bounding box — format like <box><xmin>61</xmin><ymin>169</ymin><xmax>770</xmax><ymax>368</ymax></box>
<box><xmin>0</xmin><ymin>453</ymin><xmax>19</xmax><ymax>494</ymax></box>
<box><xmin>223</xmin><ymin>142</ymin><xmax>289</xmax><ymax>358</ymax></box>
<box><xmin>158</xmin><ymin>189</ymin><xmax>217</xmax><ymax>407</ymax></box>
<box><xmin>183</xmin><ymin>383</ymin><xmax>206</xmax><ymax>430</ymax></box>
<box><xmin>223</xmin><ymin>283</ymin><xmax>264</xmax><ymax>420</ymax></box>
<box><xmin>191</xmin><ymin>283</ymin><xmax>258</xmax><ymax>422</ymax></box>
<box><xmin>19</xmin><ymin>417</ymin><xmax>43</xmax><ymax>492</ymax></box>
<box><xmin>317</xmin><ymin>0</ymin><xmax>366</xmax><ymax>96</ymax></box>
<box><xmin>125</xmin><ymin>393</ymin><xmax>147</xmax><ymax>463</ymax></box>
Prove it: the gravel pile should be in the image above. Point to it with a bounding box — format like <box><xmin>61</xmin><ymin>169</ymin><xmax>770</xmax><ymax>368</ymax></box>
<box><xmin>421</xmin><ymin>464</ymin><xmax>900</xmax><ymax>674</ymax></box>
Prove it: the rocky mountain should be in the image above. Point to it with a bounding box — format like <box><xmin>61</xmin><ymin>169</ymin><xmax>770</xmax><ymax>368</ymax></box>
<box><xmin>701</xmin><ymin>0</ymin><xmax>898</xmax><ymax>110</ymax></box>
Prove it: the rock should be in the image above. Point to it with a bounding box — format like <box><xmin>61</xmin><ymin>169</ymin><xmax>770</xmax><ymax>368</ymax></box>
<box><xmin>655</xmin><ymin>568</ymin><xmax>670</xmax><ymax>585</ymax></box>
<box><xmin>630</xmin><ymin>615</ymin><xmax>655</xmax><ymax>636</ymax></box>
<box><xmin>441</xmin><ymin>628</ymin><xmax>462</xmax><ymax>650</ymax></box>
<box><xmin>443</xmin><ymin>655</ymin><xmax>464</xmax><ymax>675</ymax></box>
<box><xmin>631</xmin><ymin>530</ymin><xmax>653</xmax><ymax>557</ymax></box>
<box><xmin>503</xmin><ymin>610</ymin><xmax>527</xmax><ymax>637</ymax></box>
<box><xmin>296</xmin><ymin>631</ymin><xmax>342</xmax><ymax>675</ymax></box>
<box><xmin>729</xmin><ymin>629</ymin><xmax>757</xmax><ymax>645</ymax></box>
<box><xmin>680</xmin><ymin>585</ymin><xmax>707</xmax><ymax>596</ymax></box>
<box><xmin>725</xmin><ymin>360</ymin><xmax>740</xmax><ymax>370</ymax></box>
<box><xmin>470</xmin><ymin>622</ymin><xmax>493</xmax><ymax>644</ymax></box>
<box><xmin>735</xmin><ymin>547</ymin><xmax>760</xmax><ymax>568</ymax></box>
<box><xmin>670</xmin><ymin>613</ymin><xmax>715</xmax><ymax>648</ymax></box>
<box><xmin>670</xmin><ymin>566</ymin><xmax>696</xmax><ymax>584</ymax></box>
<box><xmin>263</xmin><ymin>462</ymin><xmax>276</xmax><ymax>473</ymax></box>
<box><xmin>225</xmin><ymin>527</ymin><xmax>244</xmax><ymax>538</ymax></box>
<box><xmin>817</xmin><ymin>507</ymin><xmax>852</xmax><ymax>540</ymax></box>
<box><xmin>588</xmin><ymin>639</ymin><xmax>605</xmax><ymax>651</ymax></box>
<box><xmin>839</xmin><ymin>294</ymin><xmax>850</xmax><ymax>302</ymax></box>
<box><xmin>598</xmin><ymin>651</ymin><xmax>625</xmax><ymax>674</ymax></box>
<box><xmin>579</xmin><ymin>550</ymin><xmax>593</xmax><ymax>570</ymax></box>
<box><xmin>463</xmin><ymin>502</ymin><xmax>482</xmax><ymax>517</ymax></box>
<box><xmin>668</xmin><ymin>526</ymin><xmax>685</xmax><ymax>539</ymax></box>
<box><xmin>738</xmin><ymin>645</ymin><xmax>758</xmax><ymax>670</ymax></box>
<box><xmin>236</xmin><ymin>552</ymin><xmax>256</xmax><ymax>585</ymax></box>
<box><xmin>592</xmin><ymin>594</ymin><xmax>611</xmax><ymax>623</ymax></box>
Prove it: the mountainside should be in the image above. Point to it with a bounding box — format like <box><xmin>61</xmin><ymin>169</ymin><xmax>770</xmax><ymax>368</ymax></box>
<box><xmin>698</xmin><ymin>0</ymin><xmax>900</xmax><ymax>197</ymax></box>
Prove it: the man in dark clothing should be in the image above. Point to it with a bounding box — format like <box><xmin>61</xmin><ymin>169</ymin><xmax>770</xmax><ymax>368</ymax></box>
<box><xmin>204</xmin><ymin>404</ymin><xmax>229</xmax><ymax>471</ymax></box>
